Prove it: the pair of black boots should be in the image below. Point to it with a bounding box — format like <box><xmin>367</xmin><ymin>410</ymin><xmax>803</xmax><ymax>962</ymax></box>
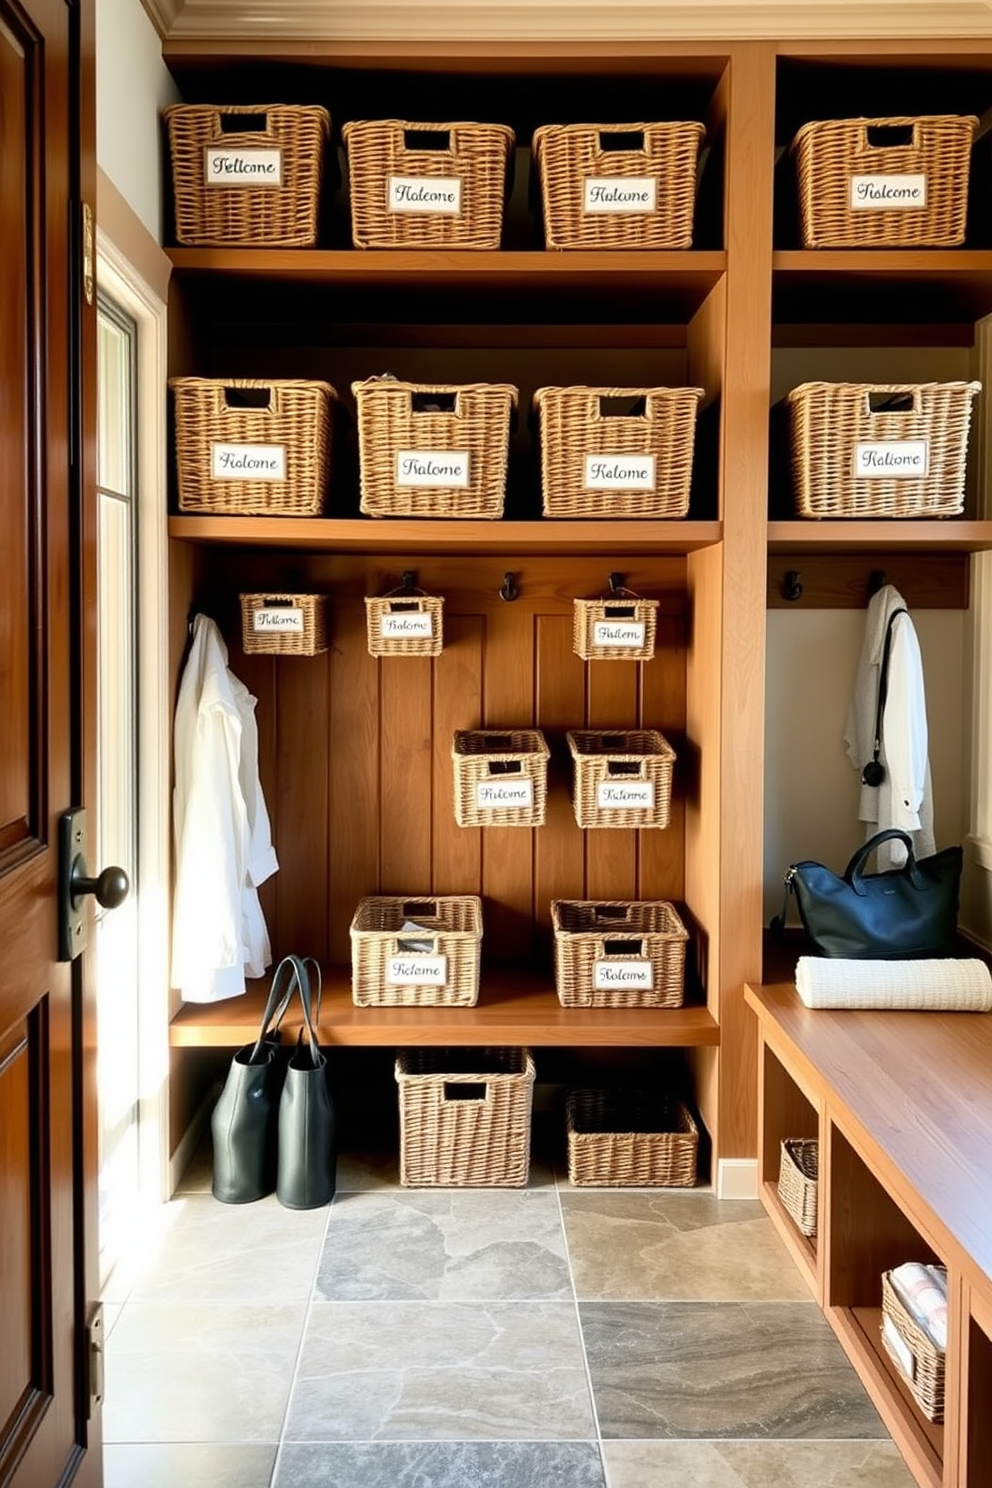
<box><xmin>211</xmin><ymin>954</ymin><xmax>337</xmax><ymax>1209</ymax></box>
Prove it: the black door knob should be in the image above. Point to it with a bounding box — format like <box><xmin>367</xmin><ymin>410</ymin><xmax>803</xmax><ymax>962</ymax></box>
<box><xmin>70</xmin><ymin>859</ymin><xmax>130</xmax><ymax>910</ymax></box>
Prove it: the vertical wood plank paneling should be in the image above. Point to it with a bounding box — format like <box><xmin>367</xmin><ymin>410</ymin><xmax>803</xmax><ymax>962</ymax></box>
<box><xmin>274</xmin><ymin>653</ymin><xmax>330</xmax><ymax>960</ymax></box>
<box><xmin>585</xmin><ymin>654</ymin><xmax>639</xmax><ymax>902</ymax></box>
<box><xmin>234</xmin><ymin>646</ymin><xmax>279</xmax><ymax>949</ymax></box>
<box><xmin>328</xmin><ymin>587</ymin><xmax>381</xmax><ymax>964</ymax></box>
<box><xmin>640</xmin><ymin>609</ymin><xmax>688</xmax><ymax>904</ymax></box>
<box><xmin>379</xmin><ymin>654</ymin><xmax>433</xmax><ymax>893</ymax></box>
<box><xmin>432</xmin><ymin>614</ymin><xmax>484</xmax><ymax>895</ymax></box>
<box><xmin>534</xmin><ymin>614</ymin><xmax>587</xmax><ymax>944</ymax></box>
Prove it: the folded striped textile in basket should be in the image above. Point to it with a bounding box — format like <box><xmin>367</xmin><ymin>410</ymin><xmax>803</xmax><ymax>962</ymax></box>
<box><xmin>795</xmin><ymin>956</ymin><xmax>992</xmax><ymax>1010</ymax></box>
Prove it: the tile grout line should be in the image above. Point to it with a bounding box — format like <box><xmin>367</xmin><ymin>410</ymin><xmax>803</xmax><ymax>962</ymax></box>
<box><xmin>553</xmin><ymin>1163</ymin><xmax>612</xmax><ymax>1488</ymax></box>
<box><xmin>268</xmin><ymin>1194</ymin><xmax>337</xmax><ymax>1486</ymax></box>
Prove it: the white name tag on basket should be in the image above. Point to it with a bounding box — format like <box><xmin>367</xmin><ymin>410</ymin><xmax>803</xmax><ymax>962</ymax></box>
<box><xmin>593</xmin><ymin>620</ymin><xmax>646</xmax><ymax>648</ymax></box>
<box><xmin>396</xmin><ymin>450</ymin><xmax>470</xmax><ymax>487</ymax></box>
<box><xmin>204</xmin><ymin>148</ymin><xmax>283</xmax><ymax>187</ymax></box>
<box><xmin>253</xmin><ymin>608</ymin><xmax>303</xmax><ymax>633</ymax></box>
<box><xmin>594</xmin><ymin>958</ymin><xmax>654</xmax><ymax>990</ymax></box>
<box><xmin>388</xmin><ymin>175</ymin><xmax>462</xmax><ymax>214</ymax></box>
<box><xmin>854</xmin><ymin>440</ymin><xmax>930</xmax><ymax>478</ymax></box>
<box><xmin>584</xmin><ymin>177</ymin><xmax>657</xmax><ymax>213</ymax></box>
<box><xmin>597</xmin><ymin>781</ymin><xmax>654</xmax><ymax>808</ymax></box>
<box><xmin>850</xmin><ymin>173</ymin><xmax>927</xmax><ymax>210</ymax></box>
<box><xmin>382</xmin><ymin>612</ymin><xmax>434</xmax><ymax>637</ymax></box>
<box><xmin>584</xmin><ymin>454</ymin><xmax>655</xmax><ymax>490</ymax></box>
<box><xmin>211</xmin><ymin>442</ymin><xmax>286</xmax><ymax>480</ymax></box>
<box><xmin>387</xmin><ymin>954</ymin><xmax>448</xmax><ymax>986</ymax></box>
<box><xmin>476</xmin><ymin>779</ymin><xmax>534</xmax><ymax>809</ymax></box>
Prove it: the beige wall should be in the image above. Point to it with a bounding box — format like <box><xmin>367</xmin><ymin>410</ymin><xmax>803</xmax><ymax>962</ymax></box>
<box><xmin>98</xmin><ymin>0</ymin><xmax>179</xmax><ymax>241</ymax></box>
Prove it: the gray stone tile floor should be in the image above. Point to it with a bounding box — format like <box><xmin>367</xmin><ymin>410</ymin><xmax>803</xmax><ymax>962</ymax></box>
<box><xmin>102</xmin><ymin>1114</ymin><xmax>916</xmax><ymax>1488</ymax></box>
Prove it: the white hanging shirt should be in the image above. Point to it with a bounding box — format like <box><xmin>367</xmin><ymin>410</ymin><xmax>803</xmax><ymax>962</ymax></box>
<box><xmin>171</xmin><ymin>613</ymin><xmax>278</xmax><ymax>1001</ymax></box>
<box><xmin>843</xmin><ymin>583</ymin><xmax>934</xmax><ymax>870</ymax></box>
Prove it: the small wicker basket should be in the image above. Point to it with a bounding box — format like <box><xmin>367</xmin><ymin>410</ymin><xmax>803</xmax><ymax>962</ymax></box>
<box><xmin>881</xmin><ymin>1269</ymin><xmax>946</xmax><ymax>1422</ymax></box>
<box><xmin>532</xmin><ymin>121</ymin><xmax>706</xmax><ymax>250</ymax></box>
<box><xmin>352</xmin><ymin>377</ymin><xmax>518</xmax><ymax>519</ymax></box>
<box><xmin>365</xmin><ymin>583</ymin><xmax>444</xmax><ymax>657</ymax></box>
<box><xmin>787</xmin><ymin>380</ymin><xmax>980</xmax><ymax>519</ymax></box>
<box><xmin>342</xmin><ymin>119</ymin><xmax>515</xmax><ymax>249</ymax></box>
<box><xmin>170</xmin><ymin>377</ymin><xmax>337</xmax><ymax>516</ymax></box>
<box><xmin>395</xmin><ymin>1046</ymin><xmax>535</xmax><ymax>1187</ymax></box>
<box><xmin>452</xmin><ymin>730</ymin><xmax>550</xmax><ymax>828</ymax></box>
<box><xmin>551</xmin><ymin>898</ymin><xmax>688</xmax><ymax>1009</ymax></box>
<box><xmin>350</xmin><ymin>894</ymin><xmax>483</xmax><ymax>1007</ymax></box>
<box><xmin>777</xmin><ymin>1138</ymin><xmax>819</xmax><ymax>1238</ymax></box>
<box><xmin>534</xmin><ymin>385</ymin><xmax>704</xmax><ymax>519</ymax></box>
<box><xmin>573</xmin><ymin>589</ymin><xmax>659</xmax><ymax>662</ymax></box>
<box><xmin>566</xmin><ymin>1088</ymin><xmax>699</xmax><ymax>1186</ymax></box>
<box><xmin>567</xmin><ymin>730</ymin><xmax>675</xmax><ymax>829</ymax></box>
<box><xmin>165</xmin><ymin>103</ymin><xmax>331</xmax><ymax>247</ymax></box>
<box><xmin>792</xmin><ymin>114</ymin><xmax>978</xmax><ymax>249</ymax></box>
<box><xmin>240</xmin><ymin>593</ymin><xmax>328</xmax><ymax>655</ymax></box>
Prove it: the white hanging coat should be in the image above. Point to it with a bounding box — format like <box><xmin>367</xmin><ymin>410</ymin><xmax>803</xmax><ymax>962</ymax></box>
<box><xmin>843</xmin><ymin>583</ymin><xmax>934</xmax><ymax>870</ymax></box>
<box><xmin>171</xmin><ymin>614</ymin><xmax>278</xmax><ymax>1001</ymax></box>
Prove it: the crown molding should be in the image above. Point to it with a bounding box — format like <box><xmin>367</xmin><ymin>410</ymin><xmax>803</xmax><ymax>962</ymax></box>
<box><xmin>154</xmin><ymin>0</ymin><xmax>992</xmax><ymax>45</ymax></box>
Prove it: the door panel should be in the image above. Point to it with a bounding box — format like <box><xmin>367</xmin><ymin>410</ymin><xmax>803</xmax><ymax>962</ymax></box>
<box><xmin>0</xmin><ymin>0</ymin><xmax>98</xmax><ymax>1484</ymax></box>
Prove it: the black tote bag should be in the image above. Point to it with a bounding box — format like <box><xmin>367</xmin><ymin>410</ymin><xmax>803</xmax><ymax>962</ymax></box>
<box><xmin>210</xmin><ymin>956</ymin><xmax>300</xmax><ymax>1204</ymax></box>
<box><xmin>276</xmin><ymin>957</ymin><xmax>337</xmax><ymax>1210</ymax></box>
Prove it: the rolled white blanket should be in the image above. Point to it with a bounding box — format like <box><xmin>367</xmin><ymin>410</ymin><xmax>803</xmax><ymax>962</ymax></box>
<box><xmin>889</xmin><ymin>1262</ymin><xmax>948</xmax><ymax>1351</ymax></box>
<box><xmin>795</xmin><ymin>956</ymin><xmax>992</xmax><ymax>1011</ymax></box>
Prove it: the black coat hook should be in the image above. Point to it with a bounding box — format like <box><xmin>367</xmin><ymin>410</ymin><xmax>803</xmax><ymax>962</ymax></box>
<box><xmin>401</xmin><ymin>570</ymin><xmax>417</xmax><ymax>592</ymax></box>
<box><xmin>868</xmin><ymin>569</ymin><xmax>887</xmax><ymax>596</ymax></box>
<box><xmin>499</xmin><ymin>572</ymin><xmax>519</xmax><ymax>602</ymax></box>
<box><xmin>782</xmin><ymin>570</ymin><xmax>803</xmax><ymax>602</ymax></box>
<box><xmin>608</xmin><ymin>571</ymin><xmax>624</xmax><ymax>594</ymax></box>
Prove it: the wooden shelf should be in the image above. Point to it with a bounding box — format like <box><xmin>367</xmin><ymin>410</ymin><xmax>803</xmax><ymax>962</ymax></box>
<box><xmin>169</xmin><ymin>965</ymin><xmax>720</xmax><ymax>1048</ymax></box>
<box><xmin>760</xmin><ymin>1179</ymin><xmax>818</xmax><ymax>1296</ymax></box>
<box><xmin>773</xmin><ymin>250</ymin><xmax>992</xmax><ymax>325</ymax></box>
<box><xmin>168</xmin><ymin>514</ymin><xmax>723</xmax><ymax>556</ymax></box>
<box><xmin>767</xmin><ymin>520</ymin><xmax>992</xmax><ymax>554</ymax></box>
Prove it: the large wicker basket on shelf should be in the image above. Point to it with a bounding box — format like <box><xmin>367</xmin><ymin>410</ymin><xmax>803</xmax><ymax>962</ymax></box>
<box><xmin>566</xmin><ymin>1088</ymin><xmax>699</xmax><ymax>1186</ymax></box>
<box><xmin>777</xmin><ymin>1138</ymin><xmax>819</xmax><ymax>1238</ymax></box>
<box><xmin>551</xmin><ymin>898</ymin><xmax>689</xmax><ymax>1009</ymax></box>
<box><xmin>352</xmin><ymin>377</ymin><xmax>517</xmax><ymax>518</ymax></box>
<box><xmin>170</xmin><ymin>376</ymin><xmax>337</xmax><ymax>516</ymax></box>
<box><xmin>240</xmin><ymin>593</ymin><xmax>328</xmax><ymax>655</ymax></box>
<box><xmin>881</xmin><ymin>1269</ymin><xmax>946</xmax><ymax>1422</ymax></box>
<box><xmin>349</xmin><ymin>894</ymin><xmax>483</xmax><ymax>1007</ymax></box>
<box><xmin>534</xmin><ymin>384</ymin><xmax>704</xmax><ymax>519</ymax></box>
<box><xmin>165</xmin><ymin>103</ymin><xmax>331</xmax><ymax>247</ymax></box>
<box><xmin>532</xmin><ymin>121</ymin><xmax>705</xmax><ymax>250</ymax></box>
<box><xmin>342</xmin><ymin>119</ymin><xmax>515</xmax><ymax>249</ymax></box>
<box><xmin>791</xmin><ymin>114</ymin><xmax>978</xmax><ymax>249</ymax></box>
<box><xmin>395</xmin><ymin>1047</ymin><xmax>535</xmax><ymax>1187</ymax></box>
<box><xmin>567</xmin><ymin>730</ymin><xmax>675</xmax><ymax>829</ymax></box>
<box><xmin>786</xmin><ymin>380</ymin><xmax>981</xmax><ymax>519</ymax></box>
<box><xmin>452</xmin><ymin>730</ymin><xmax>550</xmax><ymax>828</ymax></box>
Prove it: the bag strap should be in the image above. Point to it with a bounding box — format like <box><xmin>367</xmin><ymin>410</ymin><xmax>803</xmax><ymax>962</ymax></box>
<box><xmin>865</xmin><ymin>606</ymin><xmax>908</xmax><ymax>782</ymax></box>
<box><xmin>247</xmin><ymin>955</ymin><xmax>301</xmax><ymax>1063</ymax></box>
<box><xmin>289</xmin><ymin>955</ymin><xmax>325</xmax><ymax>1069</ymax></box>
<box><xmin>843</xmin><ymin>828</ymin><xmax>926</xmax><ymax>894</ymax></box>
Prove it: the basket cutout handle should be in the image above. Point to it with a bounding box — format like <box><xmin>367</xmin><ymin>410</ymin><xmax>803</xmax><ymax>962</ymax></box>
<box><xmin>404</xmin><ymin>128</ymin><xmax>452</xmax><ymax>152</ymax></box>
<box><xmin>223</xmin><ymin>385</ymin><xmax>273</xmax><ymax>410</ymax></box>
<box><xmin>603</xmin><ymin>604</ymin><xmax>636</xmax><ymax>619</ymax></box>
<box><xmin>401</xmin><ymin>899</ymin><xmax>438</xmax><ymax>919</ymax></box>
<box><xmin>442</xmin><ymin>1081</ymin><xmax>488</xmax><ymax>1102</ymax></box>
<box><xmin>606</xmin><ymin>760</ymin><xmax>641</xmax><ymax>776</ymax></box>
<box><xmin>864</xmin><ymin>123</ymin><xmax>917</xmax><ymax>150</ymax></box>
<box><xmin>487</xmin><ymin>759</ymin><xmax>522</xmax><ymax>775</ymax></box>
<box><xmin>259</xmin><ymin>596</ymin><xmax>295</xmax><ymax>608</ymax></box>
<box><xmin>388</xmin><ymin>600</ymin><xmax>423</xmax><ymax>613</ymax></box>
<box><xmin>598</xmin><ymin>394</ymin><xmax>647</xmax><ymax>419</ymax></box>
<box><xmin>411</xmin><ymin>390</ymin><xmax>458</xmax><ymax>414</ymax></box>
<box><xmin>866</xmin><ymin>389</ymin><xmax>919</xmax><ymax>415</ymax></box>
<box><xmin>598</xmin><ymin>129</ymin><xmax>646</xmax><ymax>153</ymax></box>
<box><xmin>602</xmin><ymin>936</ymin><xmax>646</xmax><ymax>956</ymax></box>
<box><xmin>592</xmin><ymin>903</ymin><xmax>632</xmax><ymax>920</ymax></box>
<box><xmin>218</xmin><ymin>110</ymin><xmax>270</xmax><ymax>135</ymax></box>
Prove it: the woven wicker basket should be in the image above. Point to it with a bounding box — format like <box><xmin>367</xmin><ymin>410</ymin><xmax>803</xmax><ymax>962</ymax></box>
<box><xmin>170</xmin><ymin>377</ymin><xmax>337</xmax><ymax>516</ymax></box>
<box><xmin>352</xmin><ymin>377</ymin><xmax>517</xmax><ymax>519</ymax></box>
<box><xmin>534</xmin><ymin>385</ymin><xmax>703</xmax><ymax>519</ymax></box>
<box><xmin>881</xmin><ymin>1269</ymin><xmax>946</xmax><ymax>1422</ymax></box>
<box><xmin>567</xmin><ymin>730</ymin><xmax>675</xmax><ymax>829</ymax></box>
<box><xmin>395</xmin><ymin>1046</ymin><xmax>535</xmax><ymax>1187</ymax></box>
<box><xmin>365</xmin><ymin>590</ymin><xmax>444</xmax><ymax>657</ymax></box>
<box><xmin>165</xmin><ymin>103</ymin><xmax>331</xmax><ymax>247</ymax></box>
<box><xmin>566</xmin><ymin>1089</ymin><xmax>698</xmax><ymax>1186</ymax></box>
<box><xmin>777</xmin><ymin>1138</ymin><xmax>819</xmax><ymax>1238</ymax></box>
<box><xmin>452</xmin><ymin>730</ymin><xmax>550</xmax><ymax>828</ymax></box>
<box><xmin>342</xmin><ymin>119</ymin><xmax>515</xmax><ymax>249</ymax></box>
<box><xmin>240</xmin><ymin>593</ymin><xmax>328</xmax><ymax>655</ymax></box>
<box><xmin>787</xmin><ymin>380</ymin><xmax>980</xmax><ymax>519</ymax></box>
<box><xmin>551</xmin><ymin>899</ymin><xmax>688</xmax><ymax>1009</ymax></box>
<box><xmin>573</xmin><ymin>591</ymin><xmax>659</xmax><ymax>661</ymax></box>
<box><xmin>533</xmin><ymin>121</ymin><xmax>705</xmax><ymax>250</ymax></box>
<box><xmin>792</xmin><ymin>114</ymin><xmax>978</xmax><ymax>249</ymax></box>
<box><xmin>350</xmin><ymin>894</ymin><xmax>483</xmax><ymax>1007</ymax></box>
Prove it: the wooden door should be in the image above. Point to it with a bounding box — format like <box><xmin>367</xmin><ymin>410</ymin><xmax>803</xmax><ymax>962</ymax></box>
<box><xmin>0</xmin><ymin>0</ymin><xmax>101</xmax><ymax>1485</ymax></box>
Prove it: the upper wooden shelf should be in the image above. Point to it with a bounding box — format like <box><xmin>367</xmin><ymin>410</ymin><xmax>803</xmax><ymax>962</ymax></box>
<box><xmin>168</xmin><ymin>514</ymin><xmax>722</xmax><ymax>556</ymax></box>
<box><xmin>768</xmin><ymin>520</ymin><xmax>992</xmax><ymax>554</ymax></box>
<box><xmin>169</xmin><ymin>965</ymin><xmax>720</xmax><ymax>1049</ymax></box>
<box><xmin>773</xmin><ymin>250</ymin><xmax>992</xmax><ymax>326</ymax></box>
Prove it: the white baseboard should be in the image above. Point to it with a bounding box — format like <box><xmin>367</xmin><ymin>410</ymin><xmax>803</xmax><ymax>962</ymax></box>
<box><xmin>716</xmin><ymin>1158</ymin><xmax>759</xmax><ymax>1200</ymax></box>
